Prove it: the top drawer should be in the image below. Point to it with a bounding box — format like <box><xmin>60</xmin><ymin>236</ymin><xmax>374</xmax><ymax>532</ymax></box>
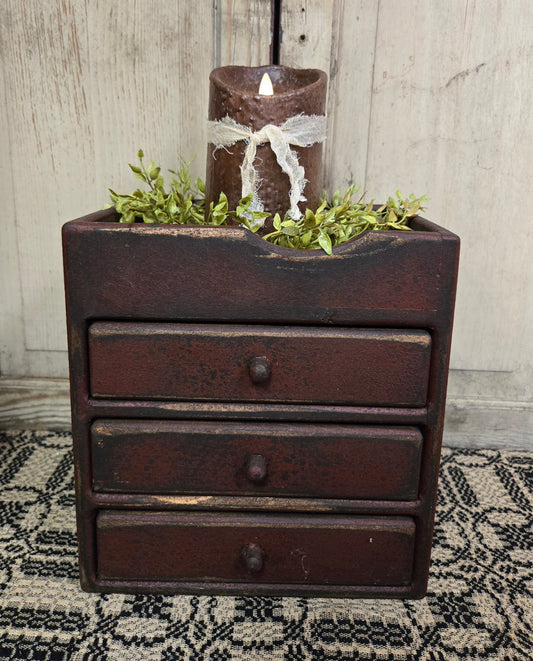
<box><xmin>88</xmin><ymin>322</ymin><xmax>431</xmax><ymax>406</ymax></box>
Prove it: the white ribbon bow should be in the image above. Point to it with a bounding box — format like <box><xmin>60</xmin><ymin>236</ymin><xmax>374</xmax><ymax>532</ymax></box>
<box><xmin>207</xmin><ymin>113</ymin><xmax>327</xmax><ymax>220</ymax></box>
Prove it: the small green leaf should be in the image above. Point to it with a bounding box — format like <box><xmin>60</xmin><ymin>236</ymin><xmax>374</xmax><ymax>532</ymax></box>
<box><xmin>301</xmin><ymin>230</ymin><xmax>313</xmax><ymax>246</ymax></box>
<box><xmin>216</xmin><ymin>192</ymin><xmax>228</xmax><ymax>211</ymax></box>
<box><xmin>317</xmin><ymin>231</ymin><xmax>332</xmax><ymax>255</ymax></box>
<box><xmin>131</xmin><ymin>169</ymin><xmax>148</xmax><ymax>184</ymax></box>
<box><xmin>281</xmin><ymin>220</ymin><xmax>298</xmax><ymax>236</ymax></box>
<box><xmin>304</xmin><ymin>209</ymin><xmax>316</xmax><ymax>226</ymax></box>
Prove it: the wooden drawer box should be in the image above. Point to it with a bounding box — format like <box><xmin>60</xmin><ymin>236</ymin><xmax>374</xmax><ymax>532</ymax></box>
<box><xmin>91</xmin><ymin>419</ymin><xmax>423</xmax><ymax>500</ymax></box>
<box><xmin>63</xmin><ymin>211</ymin><xmax>459</xmax><ymax>598</ymax></box>
<box><xmin>96</xmin><ymin>511</ymin><xmax>416</xmax><ymax>588</ymax></box>
<box><xmin>88</xmin><ymin>322</ymin><xmax>431</xmax><ymax>406</ymax></box>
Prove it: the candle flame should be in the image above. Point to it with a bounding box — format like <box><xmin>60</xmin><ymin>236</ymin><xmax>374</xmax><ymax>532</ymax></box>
<box><xmin>259</xmin><ymin>72</ymin><xmax>274</xmax><ymax>95</ymax></box>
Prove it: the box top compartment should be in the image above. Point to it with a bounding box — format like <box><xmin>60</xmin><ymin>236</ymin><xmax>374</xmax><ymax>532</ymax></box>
<box><xmin>63</xmin><ymin>210</ymin><xmax>459</xmax><ymax>327</ymax></box>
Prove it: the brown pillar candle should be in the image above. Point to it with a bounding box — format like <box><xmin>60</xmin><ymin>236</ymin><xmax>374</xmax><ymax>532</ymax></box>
<box><xmin>205</xmin><ymin>65</ymin><xmax>327</xmax><ymax>232</ymax></box>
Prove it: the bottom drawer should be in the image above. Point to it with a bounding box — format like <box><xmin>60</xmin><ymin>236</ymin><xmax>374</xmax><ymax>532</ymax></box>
<box><xmin>96</xmin><ymin>511</ymin><xmax>415</xmax><ymax>587</ymax></box>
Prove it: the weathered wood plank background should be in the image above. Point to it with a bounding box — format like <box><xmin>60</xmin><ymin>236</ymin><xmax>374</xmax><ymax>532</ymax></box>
<box><xmin>1</xmin><ymin>0</ymin><xmax>532</xmax><ymax>448</ymax></box>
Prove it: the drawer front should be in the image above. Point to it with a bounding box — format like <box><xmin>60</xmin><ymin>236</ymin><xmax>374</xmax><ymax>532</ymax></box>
<box><xmin>91</xmin><ymin>420</ymin><xmax>422</xmax><ymax>500</ymax></box>
<box><xmin>96</xmin><ymin>511</ymin><xmax>416</xmax><ymax>587</ymax></box>
<box><xmin>88</xmin><ymin>322</ymin><xmax>431</xmax><ymax>406</ymax></box>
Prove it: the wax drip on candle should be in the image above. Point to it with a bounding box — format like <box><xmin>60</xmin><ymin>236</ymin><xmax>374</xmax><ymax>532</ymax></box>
<box><xmin>259</xmin><ymin>72</ymin><xmax>274</xmax><ymax>96</ymax></box>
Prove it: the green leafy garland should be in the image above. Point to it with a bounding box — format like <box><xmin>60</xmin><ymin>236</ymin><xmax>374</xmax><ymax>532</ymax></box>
<box><xmin>108</xmin><ymin>150</ymin><xmax>428</xmax><ymax>254</ymax></box>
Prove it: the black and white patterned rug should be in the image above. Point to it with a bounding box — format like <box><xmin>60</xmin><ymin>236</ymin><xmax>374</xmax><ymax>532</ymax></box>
<box><xmin>0</xmin><ymin>430</ymin><xmax>531</xmax><ymax>660</ymax></box>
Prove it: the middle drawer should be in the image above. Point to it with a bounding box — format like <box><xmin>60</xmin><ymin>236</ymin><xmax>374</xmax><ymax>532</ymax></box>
<box><xmin>91</xmin><ymin>420</ymin><xmax>422</xmax><ymax>500</ymax></box>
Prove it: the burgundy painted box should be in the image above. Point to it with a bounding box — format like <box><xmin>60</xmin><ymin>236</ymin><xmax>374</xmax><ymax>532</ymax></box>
<box><xmin>62</xmin><ymin>209</ymin><xmax>459</xmax><ymax>598</ymax></box>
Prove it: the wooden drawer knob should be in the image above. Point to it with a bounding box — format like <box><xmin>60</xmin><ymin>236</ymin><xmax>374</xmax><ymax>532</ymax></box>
<box><xmin>242</xmin><ymin>543</ymin><xmax>264</xmax><ymax>572</ymax></box>
<box><xmin>248</xmin><ymin>356</ymin><xmax>271</xmax><ymax>384</ymax></box>
<box><xmin>246</xmin><ymin>454</ymin><xmax>267</xmax><ymax>483</ymax></box>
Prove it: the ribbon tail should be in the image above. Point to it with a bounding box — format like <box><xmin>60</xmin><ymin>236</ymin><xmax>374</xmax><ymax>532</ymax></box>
<box><xmin>266</xmin><ymin>126</ymin><xmax>306</xmax><ymax>220</ymax></box>
<box><xmin>240</xmin><ymin>136</ymin><xmax>265</xmax><ymax>211</ymax></box>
